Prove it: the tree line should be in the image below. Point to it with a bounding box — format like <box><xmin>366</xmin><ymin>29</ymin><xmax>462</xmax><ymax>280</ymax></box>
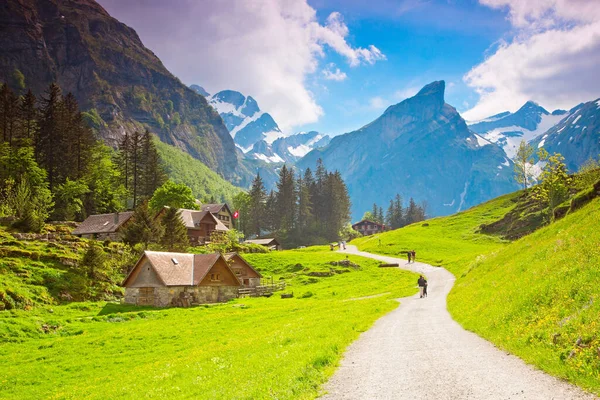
<box><xmin>233</xmin><ymin>160</ymin><xmax>352</xmax><ymax>247</ymax></box>
<box><xmin>363</xmin><ymin>195</ymin><xmax>427</xmax><ymax>229</ymax></box>
<box><xmin>0</xmin><ymin>82</ymin><xmax>166</xmax><ymax>231</ymax></box>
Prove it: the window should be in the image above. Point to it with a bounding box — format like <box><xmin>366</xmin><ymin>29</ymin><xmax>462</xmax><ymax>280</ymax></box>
<box><xmin>210</xmin><ymin>273</ymin><xmax>221</xmax><ymax>282</ymax></box>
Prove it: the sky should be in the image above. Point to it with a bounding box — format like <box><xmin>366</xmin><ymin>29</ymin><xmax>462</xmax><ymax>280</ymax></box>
<box><xmin>99</xmin><ymin>0</ymin><xmax>600</xmax><ymax>136</ymax></box>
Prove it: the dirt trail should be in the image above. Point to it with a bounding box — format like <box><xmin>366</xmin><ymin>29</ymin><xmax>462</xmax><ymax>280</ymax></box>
<box><xmin>320</xmin><ymin>245</ymin><xmax>597</xmax><ymax>400</ymax></box>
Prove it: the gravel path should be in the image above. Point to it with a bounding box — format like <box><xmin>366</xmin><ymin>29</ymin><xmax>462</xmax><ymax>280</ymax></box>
<box><xmin>320</xmin><ymin>245</ymin><xmax>597</xmax><ymax>400</ymax></box>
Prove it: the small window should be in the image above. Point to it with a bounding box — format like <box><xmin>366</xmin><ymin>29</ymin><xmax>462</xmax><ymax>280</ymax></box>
<box><xmin>210</xmin><ymin>273</ymin><xmax>215</xmax><ymax>280</ymax></box>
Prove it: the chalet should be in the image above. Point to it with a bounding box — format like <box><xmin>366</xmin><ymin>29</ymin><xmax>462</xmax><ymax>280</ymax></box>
<box><xmin>72</xmin><ymin>212</ymin><xmax>134</xmax><ymax>240</ymax></box>
<box><xmin>123</xmin><ymin>251</ymin><xmax>242</xmax><ymax>307</ymax></box>
<box><xmin>224</xmin><ymin>252</ymin><xmax>262</xmax><ymax>287</ymax></box>
<box><xmin>352</xmin><ymin>220</ymin><xmax>388</xmax><ymax>236</ymax></box>
<box><xmin>244</xmin><ymin>238</ymin><xmax>282</xmax><ymax>250</ymax></box>
<box><xmin>157</xmin><ymin>208</ymin><xmax>229</xmax><ymax>245</ymax></box>
<box><xmin>201</xmin><ymin>203</ymin><xmax>234</xmax><ymax>229</ymax></box>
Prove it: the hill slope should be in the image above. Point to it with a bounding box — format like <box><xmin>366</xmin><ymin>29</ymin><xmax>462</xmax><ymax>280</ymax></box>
<box><xmin>298</xmin><ymin>81</ymin><xmax>519</xmax><ymax>219</ymax></box>
<box><xmin>0</xmin><ymin>0</ymin><xmax>239</xmax><ymax>179</ymax></box>
<box><xmin>449</xmin><ymin>198</ymin><xmax>600</xmax><ymax>394</ymax></box>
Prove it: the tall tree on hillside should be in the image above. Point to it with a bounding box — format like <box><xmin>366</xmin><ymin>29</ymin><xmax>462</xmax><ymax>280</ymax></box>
<box><xmin>160</xmin><ymin>207</ymin><xmax>189</xmax><ymax>252</ymax></box>
<box><xmin>393</xmin><ymin>194</ymin><xmax>404</xmax><ymax>228</ymax></box>
<box><xmin>247</xmin><ymin>173</ymin><xmax>267</xmax><ymax>237</ymax></box>
<box><xmin>296</xmin><ymin>174</ymin><xmax>312</xmax><ymax>238</ymax></box>
<box><xmin>303</xmin><ymin>168</ymin><xmax>316</xmax><ymax>232</ymax></box>
<box><xmin>232</xmin><ymin>191</ymin><xmax>251</xmax><ymax>234</ymax></box>
<box><xmin>117</xmin><ymin>132</ymin><xmax>130</xmax><ymax>191</ymax></box>
<box><xmin>120</xmin><ymin>201</ymin><xmax>163</xmax><ymax>249</ymax></box>
<box><xmin>19</xmin><ymin>90</ymin><xmax>38</xmax><ymax>145</ymax></box>
<box><xmin>533</xmin><ymin>151</ymin><xmax>572</xmax><ymax>221</ymax></box>
<box><xmin>0</xmin><ymin>84</ymin><xmax>19</xmax><ymax>148</ymax></box>
<box><xmin>264</xmin><ymin>190</ymin><xmax>277</xmax><ymax>234</ymax></box>
<box><xmin>275</xmin><ymin>164</ymin><xmax>296</xmax><ymax>233</ymax></box>
<box><xmin>514</xmin><ymin>140</ymin><xmax>535</xmax><ymax>190</ymax></box>
<box><xmin>63</xmin><ymin>93</ymin><xmax>95</xmax><ymax>179</ymax></box>
<box><xmin>141</xmin><ymin>130</ymin><xmax>167</xmax><ymax>200</ymax></box>
<box><xmin>386</xmin><ymin>199</ymin><xmax>395</xmax><ymax>227</ymax></box>
<box><xmin>83</xmin><ymin>143</ymin><xmax>127</xmax><ymax>215</ymax></box>
<box><xmin>37</xmin><ymin>83</ymin><xmax>64</xmax><ymax>190</ymax></box>
<box><xmin>406</xmin><ymin>197</ymin><xmax>419</xmax><ymax>225</ymax></box>
<box><xmin>371</xmin><ymin>203</ymin><xmax>379</xmax><ymax>222</ymax></box>
<box><xmin>313</xmin><ymin>159</ymin><xmax>327</xmax><ymax>230</ymax></box>
<box><xmin>324</xmin><ymin>170</ymin><xmax>351</xmax><ymax>240</ymax></box>
<box><xmin>379</xmin><ymin>206</ymin><xmax>384</xmax><ymax>225</ymax></box>
<box><xmin>148</xmin><ymin>180</ymin><xmax>197</xmax><ymax>213</ymax></box>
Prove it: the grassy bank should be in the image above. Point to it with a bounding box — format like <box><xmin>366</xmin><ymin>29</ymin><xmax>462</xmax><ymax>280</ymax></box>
<box><xmin>0</xmin><ymin>248</ymin><xmax>418</xmax><ymax>399</ymax></box>
<box><xmin>353</xmin><ymin>190</ymin><xmax>600</xmax><ymax>395</ymax></box>
<box><xmin>352</xmin><ymin>192</ymin><xmax>518</xmax><ymax>276</ymax></box>
<box><xmin>449</xmin><ymin>198</ymin><xmax>600</xmax><ymax>394</ymax></box>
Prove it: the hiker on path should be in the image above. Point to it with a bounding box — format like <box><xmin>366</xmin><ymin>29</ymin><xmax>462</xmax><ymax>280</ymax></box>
<box><xmin>423</xmin><ymin>278</ymin><xmax>428</xmax><ymax>297</ymax></box>
<box><xmin>411</xmin><ymin>250</ymin><xmax>416</xmax><ymax>263</ymax></box>
<box><xmin>407</xmin><ymin>251</ymin><xmax>412</xmax><ymax>263</ymax></box>
<box><xmin>342</xmin><ymin>241</ymin><xmax>346</xmax><ymax>250</ymax></box>
<box><xmin>418</xmin><ymin>275</ymin><xmax>427</xmax><ymax>298</ymax></box>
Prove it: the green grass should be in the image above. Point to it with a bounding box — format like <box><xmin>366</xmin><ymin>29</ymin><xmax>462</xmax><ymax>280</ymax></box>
<box><xmin>154</xmin><ymin>138</ymin><xmax>242</xmax><ymax>204</ymax></box>
<box><xmin>353</xmin><ymin>189</ymin><xmax>600</xmax><ymax>395</ymax></box>
<box><xmin>449</xmin><ymin>198</ymin><xmax>600</xmax><ymax>394</ymax></box>
<box><xmin>0</xmin><ymin>248</ymin><xmax>418</xmax><ymax>399</ymax></box>
<box><xmin>353</xmin><ymin>191</ymin><xmax>519</xmax><ymax>276</ymax></box>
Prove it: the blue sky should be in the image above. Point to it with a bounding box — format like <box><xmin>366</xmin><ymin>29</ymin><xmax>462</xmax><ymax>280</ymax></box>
<box><xmin>99</xmin><ymin>0</ymin><xmax>600</xmax><ymax>137</ymax></box>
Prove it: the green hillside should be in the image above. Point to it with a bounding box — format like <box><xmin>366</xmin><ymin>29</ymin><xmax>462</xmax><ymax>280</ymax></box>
<box><xmin>154</xmin><ymin>139</ymin><xmax>242</xmax><ymax>204</ymax></box>
<box><xmin>449</xmin><ymin>198</ymin><xmax>600</xmax><ymax>393</ymax></box>
<box><xmin>0</xmin><ymin>247</ymin><xmax>418</xmax><ymax>399</ymax></box>
<box><xmin>354</xmin><ymin>184</ymin><xmax>600</xmax><ymax>394</ymax></box>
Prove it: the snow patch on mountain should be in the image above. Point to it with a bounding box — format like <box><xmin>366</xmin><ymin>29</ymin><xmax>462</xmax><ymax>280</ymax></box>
<box><xmin>254</xmin><ymin>153</ymin><xmax>284</xmax><ymax>163</ymax></box>
<box><xmin>474</xmin><ymin>134</ymin><xmax>491</xmax><ymax>147</ymax></box>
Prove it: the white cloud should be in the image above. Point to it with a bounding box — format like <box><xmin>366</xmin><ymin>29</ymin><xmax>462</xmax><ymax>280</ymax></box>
<box><xmin>393</xmin><ymin>86</ymin><xmax>420</xmax><ymax>102</ymax></box>
<box><xmin>99</xmin><ymin>0</ymin><xmax>385</xmax><ymax>132</ymax></box>
<box><xmin>322</xmin><ymin>63</ymin><xmax>348</xmax><ymax>81</ymax></box>
<box><xmin>369</xmin><ymin>96</ymin><xmax>387</xmax><ymax>109</ymax></box>
<box><xmin>463</xmin><ymin>0</ymin><xmax>600</xmax><ymax>120</ymax></box>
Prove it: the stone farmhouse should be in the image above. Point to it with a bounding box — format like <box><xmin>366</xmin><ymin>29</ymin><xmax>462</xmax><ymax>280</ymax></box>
<box><xmin>123</xmin><ymin>251</ymin><xmax>245</xmax><ymax>307</ymax></box>
<box><xmin>72</xmin><ymin>212</ymin><xmax>134</xmax><ymax>240</ymax></box>
<box><xmin>352</xmin><ymin>220</ymin><xmax>388</xmax><ymax>236</ymax></box>
<box><xmin>224</xmin><ymin>252</ymin><xmax>262</xmax><ymax>287</ymax></box>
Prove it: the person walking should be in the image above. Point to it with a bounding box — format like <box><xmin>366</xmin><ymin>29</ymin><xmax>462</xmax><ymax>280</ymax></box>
<box><xmin>411</xmin><ymin>250</ymin><xmax>416</xmax><ymax>263</ymax></box>
<box><xmin>423</xmin><ymin>278</ymin><xmax>428</xmax><ymax>297</ymax></box>
<box><xmin>407</xmin><ymin>251</ymin><xmax>412</xmax><ymax>263</ymax></box>
<box><xmin>417</xmin><ymin>275</ymin><xmax>426</xmax><ymax>298</ymax></box>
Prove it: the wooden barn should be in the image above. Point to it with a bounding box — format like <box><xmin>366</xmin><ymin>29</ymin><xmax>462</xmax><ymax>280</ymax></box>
<box><xmin>224</xmin><ymin>252</ymin><xmax>262</xmax><ymax>287</ymax></box>
<box><xmin>200</xmin><ymin>203</ymin><xmax>234</xmax><ymax>229</ymax></box>
<box><xmin>123</xmin><ymin>251</ymin><xmax>241</xmax><ymax>307</ymax></box>
<box><xmin>72</xmin><ymin>212</ymin><xmax>134</xmax><ymax>240</ymax></box>
<box><xmin>156</xmin><ymin>207</ymin><xmax>229</xmax><ymax>245</ymax></box>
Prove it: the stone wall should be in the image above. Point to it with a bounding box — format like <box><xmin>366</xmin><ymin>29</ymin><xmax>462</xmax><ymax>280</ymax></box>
<box><xmin>125</xmin><ymin>285</ymin><xmax>240</xmax><ymax>307</ymax></box>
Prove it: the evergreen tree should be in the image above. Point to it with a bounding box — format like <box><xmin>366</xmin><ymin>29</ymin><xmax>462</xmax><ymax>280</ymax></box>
<box><xmin>406</xmin><ymin>197</ymin><xmax>419</xmax><ymax>225</ymax></box>
<box><xmin>0</xmin><ymin>84</ymin><xmax>19</xmax><ymax>147</ymax></box>
<box><xmin>83</xmin><ymin>143</ymin><xmax>127</xmax><ymax>216</ymax></box>
<box><xmin>393</xmin><ymin>194</ymin><xmax>404</xmax><ymax>228</ymax></box>
<box><xmin>379</xmin><ymin>206</ymin><xmax>384</xmax><ymax>224</ymax></box>
<box><xmin>160</xmin><ymin>207</ymin><xmax>189</xmax><ymax>252</ymax></box>
<box><xmin>275</xmin><ymin>164</ymin><xmax>296</xmax><ymax>233</ymax></box>
<box><xmin>141</xmin><ymin>130</ymin><xmax>167</xmax><ymax>200</ymax></box>
<box><xmin>264</xmin><ymin>190</ymin><xmax>277</xmax><ymax>234</ymax></box>
<box><xmin>371</xmin><ymin>203</ymin><xmax>379</xmax><ymax>222</ymax></box>
<box><xmin>81</xmin><ymin>242</ymin><xmax>107</xmax><ymax>280</ymax></box>
<box><xmin>296</xmin><ymin>174</ymin><xmax>312</xmax><ymax>238</ymax></box>
<box><xmin>37</xmin><ymin>83</ymin><xmax>63</xmax><ymax>190</ymax></box>
<box><xmin>120</xmin><ymin>201</ymin><xmax>163</xmax><ymax>248</ymax></box>
<box><xmin>386</xmin><ymin>199</ymin><xmax>394</xmax><ymax>227</ymax></box>
<box><xmin>247</xmin><ymin>173</ymin><xmax>267</xmax><ymax>237</ymax></box>
<box><xmin>19</xmin><ymin>89</ymin><xmax>38</xmax><ymax>145</ymax></box>
<box><xmin>303</xmin><ymin>168</ymin><xmax>316</xmax><ymax>232</ymax></box>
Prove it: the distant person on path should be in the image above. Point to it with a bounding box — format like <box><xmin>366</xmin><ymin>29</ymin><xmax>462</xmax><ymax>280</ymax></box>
<box><xmin>411</xmin><ymin>250</ymin><xmax>416</xmax><ymax>263</ymax></box>
<box><xmin>418</xmin><ymin>275</ymin><xmax>427</xmax><ymax>298</ymax></box>
<box><xmin>423</xmin><ymin>278</ymin><xmax>428</xmax><ymax>297</ymax></box>
<box><xmin>342</xmin><ymin>241</ymin><xmax>346</xmax><ymax>250</ymax></box>
<box><xmin>407</xmin><ymin>251</ymin><xmax>412</xmax><ymax>263</ymax></box>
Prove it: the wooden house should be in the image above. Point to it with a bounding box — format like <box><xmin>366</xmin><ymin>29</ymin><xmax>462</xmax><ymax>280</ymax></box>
<box><xmin>123</xmin><ymin>251</ymin><xmax>241</xmax><ymax>307</ymax></box>
<box><xmin>156</xmin><ymin>208</ymin><xmax>229</xmax><ymax>245</ymax></box>
<box><xmin>244</xmin><ymin>238</ymin><xmax>282</xmax><ymax>250</ymax></box>
<box><xmin>352</xmin><ymin>220</ymin><xmax>388</xmax><ymax>236</ymax></box>
<box><xmin>201</xmin><ymin>203</ymin><xmax>234</xmax><ymax>229</ymax></box>
<box><xmin>72</xmin><ymin>212</ymin><xmax>134</xmax><ymax>240</ymax></box>
<box><xmin>224</xmin><ymin>252</ymin><xmax>262</xmax><ymax>287</ymax></box>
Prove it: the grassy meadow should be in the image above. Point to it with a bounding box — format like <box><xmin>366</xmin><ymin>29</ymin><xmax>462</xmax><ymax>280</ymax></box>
<box><xmin>353</xmin><ymin>190</ymin><xmax>600</xmax><ymax>395</ymax></box>
<box><xmin>0</xmin><ymin>248</ymin><xmax>418</xmax><ymax>399</ymax></box>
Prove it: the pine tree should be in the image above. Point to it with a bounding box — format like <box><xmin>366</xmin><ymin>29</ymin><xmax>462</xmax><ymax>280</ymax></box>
<box><xmin>393</xmin><ymin>194</ymin><xmax>404</xmax><ymax>228</ymax></box>
<box><xmin>160</xmin><ymin>207</ymin><xmax>189</xmax><ymax>251</ymax></box>
<box><xmin>120</xmin><ymin>201</ymin><xmax>163</xmax><ymax>248</ymax></box>
<box><xmin>406</xmin><ymin>197</ymin><xmax>419</xmax><ymax>225</ymax></box>
<box><xmin>141</xmin><ymin>130</ymin><xmax>167</xmax><ymax>200</ymax></box>
<box><xmin>378</xmin><ymin>206</ymin><xmax>384</xmax><ymax>224</ymax></box>
<box><xmin>0</xmin><ymin>84</ymin><xmax>19</xmax><ymax>147</ymax></box>
<box><xmin>275</xmin><ymin>164</ymin><xmax>296</xmax><ymax>233</ymax></box>
<box><xmin>386</xmin><ymin>199</ymin><xmax>394</xmax><ymax>227</ymax></box>
<box><xmin>264</xmin><ymin>190</ymin><xmax>277</xmax><ymax>234</ymax></box>
<box><xmin>37</xmin><ymin>83</ymin><xmax>63</xmax><ymax>190</ymax></box>
<box><xmin>19</xmin><ymin>89</ymin><xmax>38</xmax><ymax>145</ymax></box>
<box><xmin>371</xmin><ymin>203</ymin><xmax>379</xmax><ymax>222</ymax></box>
<box><xmin>247</xmin><ymin>173</ymin><xmax>267</xmax><ymax>237</ymax></box>
<box><xmin>303</xmin><ymin>168</ymin><xmax>316</xmax><ymax>232</ymax></box>
<box><xmin>296</xmin><ymin>174</ymin><xmax>312</xmax><ymax>238</ymax></box>
<box><xmin>81</xmin><ymin>242</ymin><xmax>107</xmax><ymax>280</ymax></box>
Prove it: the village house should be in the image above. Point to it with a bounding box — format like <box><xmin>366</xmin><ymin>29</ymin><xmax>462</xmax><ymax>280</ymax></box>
<box><xmin>352</xmin><ymin>220</ymin><xmax>388</xmax><ymax>236</ymax></box>
<box><xmin>157</xmin><ymin>208</ymin><xmax>229</xmax><ymax>245</ymax></box>
<box><xmin>244</xmin><ymin>238</ymin><xmax>282</xmax><ymax>250</ymax></box>
<box><xmin>200</xmin><ymin>203</ymin><xmax>234</xmax><ymax>229</ymax></box>
<box><xmin>122</xmin><ymin>251</ymin><xmax>242</xmax><ymax>307</ymax></box>
<box><xmin>72</xmin><ymin>212</ymin><xmax>134</xmax><ymax>240</ymax></box>
<box><xmin>224</xmin><ymin>252</ymin><xmax>262</xmax><ymax>287</ymax></box>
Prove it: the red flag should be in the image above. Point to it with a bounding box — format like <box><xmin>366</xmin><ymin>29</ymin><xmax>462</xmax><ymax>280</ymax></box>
<box><xmin>233</xmin><ymin>211</ymin><xmax>239</xmax><ymax>219</ymax></box>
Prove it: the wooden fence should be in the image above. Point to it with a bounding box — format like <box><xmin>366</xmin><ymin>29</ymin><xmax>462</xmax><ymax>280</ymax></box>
<box><xmin>238</xmin><ymin>282</ymin><xmax>286</xmax><ymax>297</ymax></box>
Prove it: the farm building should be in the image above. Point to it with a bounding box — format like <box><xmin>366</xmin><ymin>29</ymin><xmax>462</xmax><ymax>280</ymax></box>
<box><xmin>123</xmin><ymin>251</ymin><xmax>241</xmax><ymax>307</ymax></box>
<box><xmin>352</xmin><ymin>220</ymin><xmax>388</xmax><ymax>236</ymax></box>
<box><xmin>224</xmin><ymin>252</ymin><xmax>262</xmax><ymax>287</ymax></box>
<box><xmin>244</xmin><ymin>238</ymin><xmax>282</xmax><ymax>250</ymax></box>
<box><xmin>200</xmin><ymin>203</ymin><xmax>235</xmax><ymax>229</ymax></box>
<box><xmin>72</xmin><ymin>212</ymin><xmax>134</xmax><ymax>240</ymax></box>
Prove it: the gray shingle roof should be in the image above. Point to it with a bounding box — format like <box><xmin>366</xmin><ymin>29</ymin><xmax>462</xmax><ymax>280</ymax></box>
<box><xmin>72</xmin><ymin>212</ymin><xmax>134</xmax><ymax>235</ymax></box>
<box><xmin>244</xmin><ymin>238</ymin><xmax>279</xmax><ymax>246</ymax></box>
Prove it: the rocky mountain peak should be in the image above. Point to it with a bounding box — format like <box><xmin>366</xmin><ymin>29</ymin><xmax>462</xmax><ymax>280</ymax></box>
<box><xmin>416</xmin><ymin>80</ymin><xmax>445</xmax><ymax>99</ymax></box>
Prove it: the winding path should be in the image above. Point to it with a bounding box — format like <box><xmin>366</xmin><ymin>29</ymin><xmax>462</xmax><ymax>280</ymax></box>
<box><xmin>320</xmin><ymin>245</ymin><xmax>597</xmax><ymax>400</ymax></box>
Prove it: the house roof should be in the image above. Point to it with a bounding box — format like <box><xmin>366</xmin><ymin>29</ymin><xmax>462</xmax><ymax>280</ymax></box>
<box><xmin>244</xmin><ymin>238</ymin><xmax>280</xmax><ymax>246</ymax></box>
<box><xmin>352</xmin><ymin>220</ymin><xmax>385</xmax><ymax>228</ymax></box>
<box><xmin>122</xmin><ymin>251</ymin><xmax>240</xmax><ymax>287</ymax></box>
<box><xmin>201</xmin><ymin>203</ymin><xmax>232</xmax><ymax>216</ymax></box>
<box><xmin>224</xmin><ymin>252</ymin><xmax>263</xmax><ymax>278</ymax></box>
<box><xmin>73</xmin><ymin>212</ymin><xmax>134</xmax><ymax>235</ymax></box>
<box><xmin>178</xmin><ymin>209</ymin><xmax>229</xmax><ymax>231</ymax></box>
